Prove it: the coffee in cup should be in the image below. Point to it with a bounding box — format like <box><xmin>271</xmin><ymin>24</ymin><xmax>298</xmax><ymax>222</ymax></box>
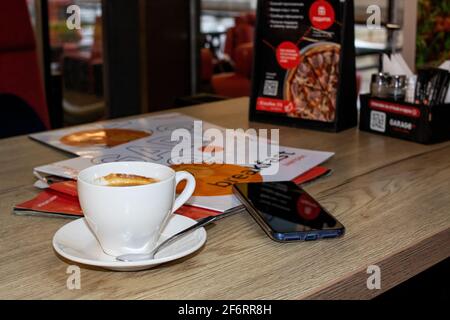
<box><xmin>77</xmin><ymin>162</ymin><xmax>196</xmax><ymax>256</ymax></box>
<box><xmin>96</xmin><ymin>173</ymin><xmax>160</xmax><ymax>187</ymax></box>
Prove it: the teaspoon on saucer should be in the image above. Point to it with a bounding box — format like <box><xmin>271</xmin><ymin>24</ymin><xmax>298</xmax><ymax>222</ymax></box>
<box><xmin>116</xmin><ymin>215</ymin><xmax>218</xmax><ymax>262</ymax></box>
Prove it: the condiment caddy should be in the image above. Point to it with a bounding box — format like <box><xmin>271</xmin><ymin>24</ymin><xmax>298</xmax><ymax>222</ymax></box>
<box><xmin>359</xmin><ymin>94</ymin><xmax>450</xmax><ymax>144</ymax></box>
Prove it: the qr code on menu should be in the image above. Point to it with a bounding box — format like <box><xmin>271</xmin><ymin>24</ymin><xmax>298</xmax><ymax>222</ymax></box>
<box><xmin>370</xmin><ymin>110</ymin><xmax>386</xmax><ymax>133</ymax></box>
<box><xmin>263</xmin><ymin>80</ymin><xmax>278</xmax><ymax>96</ymax></box>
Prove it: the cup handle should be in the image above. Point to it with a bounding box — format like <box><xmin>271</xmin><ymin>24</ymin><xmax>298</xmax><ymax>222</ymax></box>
<box><xmin>172</xmin><ymin>171</ymin><xmax>196</xmax><ymax>213</ymax></box>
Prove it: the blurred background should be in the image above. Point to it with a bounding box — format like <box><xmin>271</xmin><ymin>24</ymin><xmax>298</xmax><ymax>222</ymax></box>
<box><xmin>3</xmin><ymin>0</ymin><xmax>447</xmax><ymax>130</ymax></box>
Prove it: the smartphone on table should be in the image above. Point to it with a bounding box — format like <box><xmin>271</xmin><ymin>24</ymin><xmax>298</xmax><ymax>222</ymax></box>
<box><xmin>233</xmin><ymin>181</ymin><xmax>345</xmax><ymax>242</ymax></box>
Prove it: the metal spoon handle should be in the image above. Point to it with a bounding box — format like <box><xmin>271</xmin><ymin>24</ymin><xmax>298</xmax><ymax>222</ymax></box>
<box><xmin>153</xmin><ymin>215</ymin><xmax>217</xmax><ymax>255</ymax></box>
<box><xmin>116</xmin><ymin>215</ymin><xmax>218</xmax><ymax>262</ymax></box>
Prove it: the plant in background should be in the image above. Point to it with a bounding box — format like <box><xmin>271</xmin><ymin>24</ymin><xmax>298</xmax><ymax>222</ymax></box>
<box><xmin>416</xmin><ymin>0</ymin><xmax>450</xmax><ymax>68</ymax></box>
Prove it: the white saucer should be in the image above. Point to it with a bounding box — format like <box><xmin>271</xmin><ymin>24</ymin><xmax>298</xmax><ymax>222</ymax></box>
<box><xmin>52</xmin><ymin>215</ymin><xmax>207</xmax><ymax>271</ymax></box>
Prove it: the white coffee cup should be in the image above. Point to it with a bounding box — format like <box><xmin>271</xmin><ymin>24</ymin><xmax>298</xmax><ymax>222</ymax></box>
<box><xmin>77</xmin><ymin>162</ymin><xmax>196</xmax><ymax>256</ymax></box>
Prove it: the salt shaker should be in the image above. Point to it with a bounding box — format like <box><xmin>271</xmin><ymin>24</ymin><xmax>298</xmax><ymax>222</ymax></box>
<box><xmin>389</xmin><ymin>75</ymin><xmax>407</xmax><ymax>101</ymax></box>
<box><xmin>371</xmin><ymin>73</ymin><xmax>390</xmax><ymax>98</ymax></box>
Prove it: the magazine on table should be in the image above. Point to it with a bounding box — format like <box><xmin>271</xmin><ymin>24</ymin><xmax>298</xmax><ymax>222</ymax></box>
<box><xmin>33</xmin><ymin>147</ymin><xmax>334</xmax><ymax>212</ymax></box>
<box><xmin>29</xmin><ymin>112</ymin><xmax>215</xmax><ymax>156</ymax></box>
<box><xmin>31</xmin><ymin>114</ymin><xmax>334</xmax><ymax>213</ymax></box>
<box><xmin>15</xmin><ymin>167</ymin><xmax>331</xmax><ymax>220</ymax></box>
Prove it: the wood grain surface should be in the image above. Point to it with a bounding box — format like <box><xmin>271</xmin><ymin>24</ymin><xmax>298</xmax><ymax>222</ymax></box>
<box><xmin>0</xmin><ymin>97</ymin><xmax>449</xmax><ymax>299</ymax></box>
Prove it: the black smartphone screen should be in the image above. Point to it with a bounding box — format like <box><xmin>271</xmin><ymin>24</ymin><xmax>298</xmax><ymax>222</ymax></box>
<box><xmin>234</xmin><ymin>181</ymin><xmax>344</xmax><ymax>239</ymax></box>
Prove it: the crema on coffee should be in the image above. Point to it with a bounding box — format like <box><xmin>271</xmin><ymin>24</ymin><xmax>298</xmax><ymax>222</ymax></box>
<box><xmin>97</xmin><ymin>173</ymin><xmax>159</xmax><ymax>187</ymax></box>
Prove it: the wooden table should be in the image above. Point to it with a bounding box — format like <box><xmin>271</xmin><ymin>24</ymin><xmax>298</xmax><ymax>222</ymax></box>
<box><xmin>0</xmin><ymin>97</ymin><xmax>449</xmax><ymax>299</ymax></box>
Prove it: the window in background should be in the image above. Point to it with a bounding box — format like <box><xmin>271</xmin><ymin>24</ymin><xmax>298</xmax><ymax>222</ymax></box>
<box><xmin>354</xmin><ymin>0</ymin><xmax>404</xmax><ymax>94</ymax></box>
<box><xmin>198</xmin><ymin>0</ymin><xmax>406</xmax><ymax>98</ymax></box>
<box><xmin>199</xmin><ymin>0</ymin><xmax>256</xmax><ymax>98</ymax></box>
<box><xmin>50</xmin><ymin>0</ymin><xmax>104</xmax><ymax>125</ymax></box>
<box><xmin>28</xmin><ymin>0</ymin><xmax>105</xmax><ymax>127</ymax></box>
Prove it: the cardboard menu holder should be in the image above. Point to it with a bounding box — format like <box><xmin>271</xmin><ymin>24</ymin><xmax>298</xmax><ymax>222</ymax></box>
<box><xmin>249</xmin><ymin>0</ymin><xmax>357</xmax><ymax>132</ymax></box>
<box><xmin>359</xmin><ymin>94</ymin><xmax>450</xmax><ymax>144</ymax></box>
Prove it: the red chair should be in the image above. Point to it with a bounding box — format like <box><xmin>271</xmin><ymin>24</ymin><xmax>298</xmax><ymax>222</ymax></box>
<box><xmin>224</xmin><ymin>15</ymin><xmax>254</xmax><ymax>62</ymax></box>
<box><xmin>0</xmin><ymin>0</ymin><xmax>50</xmax><ymax>130</ymax></box>
<box><xmin>212</xmin><ymin>42</ymin><xmax>253</xmax><ymax>98</ymax></box>
<box><xmin>244</xmin><ymin>12</ymin><xmax>256</xmax><ymax>26</ymax></box>
<box><xmin>200</xmin><ymin>48</ymin><xmax>214</xmax><ymax>83</ymax></box>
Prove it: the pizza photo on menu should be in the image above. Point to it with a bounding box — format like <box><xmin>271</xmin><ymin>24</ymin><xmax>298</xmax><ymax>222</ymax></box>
<box><xmin>284</xmin><ymin>43</ymin><xmax>340</xmax><ymax>123</ymax></box>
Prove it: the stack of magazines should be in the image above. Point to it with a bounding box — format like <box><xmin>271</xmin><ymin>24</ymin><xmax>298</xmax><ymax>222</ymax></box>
<box><xmin>15</xmin><ymin>112</ymin><xmax>335</xmax><ymax>219</ymax></box>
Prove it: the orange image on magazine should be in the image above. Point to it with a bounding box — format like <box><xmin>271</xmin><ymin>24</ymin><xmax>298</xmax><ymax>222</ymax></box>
<box><xmin>60</xmin><ymin>128</ymin><xmax>151</xmax><ymax>147</ymax></box>
<box><xmin>171</xmin><ymin>163</ymin><xmax>263</xmax><ymax>196</ymax></box>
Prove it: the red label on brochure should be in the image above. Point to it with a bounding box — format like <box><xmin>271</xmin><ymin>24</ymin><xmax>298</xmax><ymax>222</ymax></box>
<box><xmin>256</xmin><ymin>97</ymin><xmax>293</xmax><ymax>113</ymax></box>
<box><xmin>48</xmin><ymin>180</ymin><xmax>78</xmax><ymax>197</ymax></box>
<box><xmin>175</xmin><ymin>205</ymin><xmax>222</xmax><ymax>220</ymax></box>
<box><xmin>15</xmin><ymin>189</ymin><xmax>83</xmax><ymax>216</ymax></box>
<box><xmin>276</xmin><ymin>41</ymin><xmax>301</xmax><ymax>69</ymax></box>
<box><xmin>309</xmin><ymin>0</ymin><xmax>335</xmax><ymax>30</ymax></box>
<box><xmin>369</xmin><ymin>100</ymin><xmax>421</xmax><ymax>118</ymax></box>
<box><xmin>292</xmin><ymin>166</ymin><xmax>329</xmax><ymax>185</ymax></box>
